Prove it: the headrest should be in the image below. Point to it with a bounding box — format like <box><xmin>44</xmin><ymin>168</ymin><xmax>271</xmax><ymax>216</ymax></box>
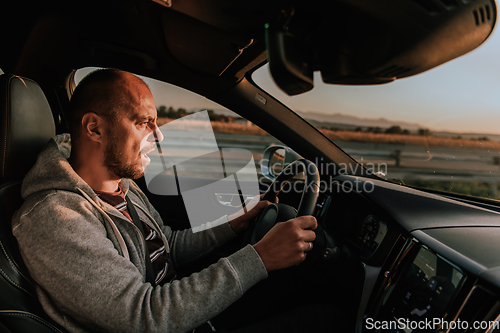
<box><xmin>0</xmin><ymin>74</ymin><xmax>55</xmax><ymax>183</ymax></box>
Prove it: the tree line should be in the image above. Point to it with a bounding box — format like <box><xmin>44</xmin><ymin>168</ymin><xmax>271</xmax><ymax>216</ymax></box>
<box><xmin>156</xmin><ymin>106</ymin><xmax>234</xmax><ymax>122</ymax></box>
<box><xmin>338</xmin><ymin>125</ymin><xmax>490</xmax><ymax>141</ymax></box>
<box><xmin>351</xmin><ymin>125</ymin><xmax>430</xmax><ymax>136</ymax></box>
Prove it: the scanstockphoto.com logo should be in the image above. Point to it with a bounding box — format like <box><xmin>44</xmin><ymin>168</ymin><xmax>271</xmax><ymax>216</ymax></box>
<box><xmin>143</xmin><ymin>110</ymin><xmax>378</xmax><ymax>232</ymax></box>
<box><xmin>365</xmin><ymin>318</ymin><xmax>500</xmax><ymax>331</ymax></box>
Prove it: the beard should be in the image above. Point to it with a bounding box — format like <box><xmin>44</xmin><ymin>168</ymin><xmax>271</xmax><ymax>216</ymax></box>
<box><xmin>103</xmin><ymin>134</ymin><xmax>144</xmax><ymax>180</ymax></box>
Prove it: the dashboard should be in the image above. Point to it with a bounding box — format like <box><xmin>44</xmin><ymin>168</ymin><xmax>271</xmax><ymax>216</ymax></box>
<box><xmin>314</xmin><ymin>175</ymin><xmax>500</xmax><ymax>333</ymax></box>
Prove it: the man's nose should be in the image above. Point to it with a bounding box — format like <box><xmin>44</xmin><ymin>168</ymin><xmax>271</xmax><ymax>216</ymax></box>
<box><xmin>148</xmin><ymin>124</ymin><xmax>164</xmax><ymax>143</ymax></box>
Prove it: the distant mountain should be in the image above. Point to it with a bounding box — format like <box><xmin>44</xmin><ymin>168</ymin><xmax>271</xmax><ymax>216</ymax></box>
<box><xmin>295</xmin><ymin>110</ymin><xmax>423</xmax><ymax>131</ymax></box>
<box><xmin>202</xmin><ymin>108</ymin><xmax>500</xmax><ymax>140</ymax></box>
<box><xmin>192</xmin><ymin>108</ymin><xmax>422</xmax><ymax>130</ymax></box>
<box><xmin>188</xmin><ymin>108</ymin><xmax>239</xmax><ymax>117</ymax></box>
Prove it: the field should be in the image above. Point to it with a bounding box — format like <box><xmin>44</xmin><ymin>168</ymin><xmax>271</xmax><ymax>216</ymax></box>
<box><xmin>156</xmin><ymin>117</ymin><xmax>500</xmax><ymax>200</ymax></box>
<box><xmin>158</xmin><ymin>117</ymin><xmax>500</xmax><ymax>150</ymax></box>
<box><xmin>157</xmin><ymin>117</ymin><xmax>270</xmax><ymax>136</ymax></box>
<box><xmin>317</xmin><ymin>129</ymin><xmax>500</xmax><ymax>150</ymax></box>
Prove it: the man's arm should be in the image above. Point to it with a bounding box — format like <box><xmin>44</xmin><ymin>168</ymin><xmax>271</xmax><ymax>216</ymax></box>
<box><xmin>128</xmin><ymin>181</ymin><xmax>271</xmax><ymax>267</ymax></box>
<box><xmin>128</xmin><ymin>181</ymin><xmax>240</xmax><ymax>266</ymax></box>
<box><xmin>167</xmin><ymin>198</ymin><xmax>273</xmax><ymax>267</ymax></box>
<box><xmin>13</xmin><ymin>191</ymin><xmax>268</xmax><ymax>333</ymax></box>
<box><xmin>128</xmin><ymin>181</ymin><xmax>316</xmax><ymax>273</ymax></box>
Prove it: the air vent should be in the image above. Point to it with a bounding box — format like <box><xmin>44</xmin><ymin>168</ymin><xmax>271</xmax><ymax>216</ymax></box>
<box><xmin>454</xmin><ymin>285</ymin><xmax>500</xmax><ymax>330</ymax></box>
<box><xmin>473</xmin><ymin>4</ymin><xmax>493</xmax><ymax>25</ymax></box>
<box><xmin>373</xmin><ymin>65</ymin><xmax>411</xmax><ymax>78</ymax></box>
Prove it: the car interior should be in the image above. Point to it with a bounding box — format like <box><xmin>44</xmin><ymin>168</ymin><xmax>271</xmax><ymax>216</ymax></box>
<box><xmin>2</xmin><ymin>0</ymin><xmax>500</xmax><ymax>332</ymax></box>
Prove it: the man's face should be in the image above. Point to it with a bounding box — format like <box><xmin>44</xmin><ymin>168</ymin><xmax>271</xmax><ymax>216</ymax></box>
<box><xmin>103</xmin><ymin>79</ymin><xmax>163</xmax><ymax>179</ymax></box>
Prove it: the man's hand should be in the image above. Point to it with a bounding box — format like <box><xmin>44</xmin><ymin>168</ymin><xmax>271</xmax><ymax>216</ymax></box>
<box><xmin>228</xmin><ymin>194</ymin><xmax>277</xmax><ymax>234</ymax></box>
<box><xmin>252</xmin><ymin>216</ymin><xmax>317</xmax><ymax>272</ymax></box>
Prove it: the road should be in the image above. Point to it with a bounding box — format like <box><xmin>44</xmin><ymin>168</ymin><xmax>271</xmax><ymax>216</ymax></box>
<box><xmin>337</xmin><ymin>141</ymin><xmax>500</xmax><ymax>184</ymax></box>
<box><xmin>146</xmin><ymin>133</ymin><xmax>500</xmax><ymax>192</ymax></box>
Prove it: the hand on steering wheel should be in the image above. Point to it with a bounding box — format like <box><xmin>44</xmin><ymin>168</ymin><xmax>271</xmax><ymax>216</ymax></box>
<box><xmin>228</xmin><ymin>194</ymin><xmax>278</xmax><ymax>234</ymax></box>
<box><xmin>244</xmin><ymin>159</ymin><xmax>326</xmax><ymax>271</ymax></box>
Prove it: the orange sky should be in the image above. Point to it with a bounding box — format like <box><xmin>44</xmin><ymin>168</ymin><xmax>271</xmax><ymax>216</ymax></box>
<box><xmin>76</xmin><ymin>25</ymin><xmax>500</xmax><ymax>135</ymax></box>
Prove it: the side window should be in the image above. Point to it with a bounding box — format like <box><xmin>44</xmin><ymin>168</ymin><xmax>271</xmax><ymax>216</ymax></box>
<box><xmin>74</xmin><ymin>68</ymin><xmax>283</xmax><ymax>230</ymax></box>
<box><xmin>154</xmin><ymin>106</ymin><xmax>281</xmax><ymax>182</ymax></box>
<box><xmin>75</xmin><ymin>68</ymin><xmax>282</xmax><ymax>180</ymax></box>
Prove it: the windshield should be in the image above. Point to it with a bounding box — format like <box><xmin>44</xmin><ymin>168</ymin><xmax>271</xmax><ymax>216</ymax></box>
<box><xmin>252</xmin><ymin>27</ymin><xmax>500</xmax><ymax>201</ymax></box>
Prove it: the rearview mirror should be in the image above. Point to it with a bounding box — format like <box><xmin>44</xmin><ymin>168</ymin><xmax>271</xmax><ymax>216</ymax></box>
<box><xmin>266</xmin><ymin>0</ymin><xmax>496</xmax><ymax>95</ymax></box>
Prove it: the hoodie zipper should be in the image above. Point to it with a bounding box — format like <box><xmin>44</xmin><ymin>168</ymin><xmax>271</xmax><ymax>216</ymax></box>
<box><xmin>76</xmin><ymin>188</ymin><xmax>130</xmax><ymax>261</ymax></box>
<box><xmin>110</xmin><ymin>211</ymin><xmax>149</xmax><ymax>257</ymax></box>
<box><xmin>133</xmin><ymin>202</ymin><xmax>171</xmax><ymax>253</ymax></box>
<box><xmin>103</xmin><ymin>199</ymin><xmax>170</xmax><ymax>253</ymax></box>
<box><xmin>97</xmin><ymin>201</ymin><xmax>159</xmax><ymax>263</ymax></box>
<box><xmin>78</xmin><ymin>188</ymin><xmax>171</xmax><ymax>271</ymax></box>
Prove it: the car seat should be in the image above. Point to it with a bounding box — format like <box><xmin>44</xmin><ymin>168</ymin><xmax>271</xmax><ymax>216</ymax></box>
<box><xmin>0</xmin><ymin>73</ymin><xmax>66</xmax><ymax>332</ymax></box>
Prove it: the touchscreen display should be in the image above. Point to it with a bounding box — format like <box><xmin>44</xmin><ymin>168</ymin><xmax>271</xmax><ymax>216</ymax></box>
<box><xmin>380</xmin><ymin>246</ymin><xmax>465</xmax><ymax>332</ymax></box>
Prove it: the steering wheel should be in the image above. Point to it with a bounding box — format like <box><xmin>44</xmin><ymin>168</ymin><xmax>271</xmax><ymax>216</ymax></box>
<box><xmin>245</xmin><ymin>159</ymin><xmax>325</xmax><ymax>255</ymax></box>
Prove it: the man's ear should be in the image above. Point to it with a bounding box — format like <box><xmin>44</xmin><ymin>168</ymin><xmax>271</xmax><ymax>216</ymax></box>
<box><xmin>81</xmin><ymin>112</ymin><xmax>103</xmax><ymax>142</ymax></box>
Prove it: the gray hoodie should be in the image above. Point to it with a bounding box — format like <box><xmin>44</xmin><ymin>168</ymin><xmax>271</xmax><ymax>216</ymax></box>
<box><xmin>12</xmin><ymin>134</ymin><xmax>268</xmax><ymax>333</ymax></box>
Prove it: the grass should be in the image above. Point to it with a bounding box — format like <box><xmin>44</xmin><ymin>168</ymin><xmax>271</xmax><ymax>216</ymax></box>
<box><xmin>210</xmin><ymin>122</ymin><xmax>270</xmax><ymax>136</ymax></box>
<box><xmin>157</xmin><ymin>117</ymin><xmax>500</xmax><ymax>200</ymax></box>
<box><xmin>319</xmin><ymin>129</ymin><xmax>500</xmax><ymax>150</ymax></box>
<box><xmin>158</xmin><ymin>117</ymin><xmax>500</xmax><ymax>150</ymax></box>
<box><xmin>157</xmin><ymin>117</ymin><xmax>269</xmax><ymax>136</ymax></box>
<box><xmin>401</xmin><ymin>179</ymin><xmax>500</xmax><ymax>200</ymax></box>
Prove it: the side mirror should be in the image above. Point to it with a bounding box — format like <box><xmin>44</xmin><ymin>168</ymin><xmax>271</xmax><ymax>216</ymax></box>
<box><xmin>261</xmin><ymin>145</ymin><xmax>302</xmax><ymax>180</ymax></box>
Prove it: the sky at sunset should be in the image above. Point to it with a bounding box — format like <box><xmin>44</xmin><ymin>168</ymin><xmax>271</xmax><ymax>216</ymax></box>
<box><xmin>76</xmin><ymin>24</ymin><xmax>500</xmax><ymax>135</ymax></box>
<box><xmin>252</xmin><ymin>26</ymin><xmax>500</xmax><ymax>135</ymax></box>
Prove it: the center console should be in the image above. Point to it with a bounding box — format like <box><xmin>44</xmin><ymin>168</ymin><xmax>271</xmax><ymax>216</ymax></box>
<box><xmin>367</xmin><ymin>242</ymin><xmax>467</xmax><ymax>332</ymax></box>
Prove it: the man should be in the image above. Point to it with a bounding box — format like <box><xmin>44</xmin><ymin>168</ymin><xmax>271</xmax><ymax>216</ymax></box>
<box><xmin>12</xmin><ymin>69</ymin><xmax>319</xmax><ymax>332</ymax></box>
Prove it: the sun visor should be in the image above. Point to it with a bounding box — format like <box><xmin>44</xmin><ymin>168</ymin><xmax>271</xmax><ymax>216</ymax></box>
<box><xmin>162</xmin><ymin>10</ymin><xmax>253</xmax><ymax>76</ymax></box>
<box><xmin>266</xmin><ymin>0</ymin><xmax>497</xmax><ymax>95</ymax></box>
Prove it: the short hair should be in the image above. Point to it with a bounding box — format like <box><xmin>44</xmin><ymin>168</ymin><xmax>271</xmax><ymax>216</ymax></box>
<box><xmin>68</xmin><ymin>68</ymin><xmax>127</xmax><ymax>139</ymax></box>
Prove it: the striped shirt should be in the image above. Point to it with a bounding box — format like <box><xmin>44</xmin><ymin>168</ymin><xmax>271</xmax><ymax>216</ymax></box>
<box><xmin>94</xmin><ymin>187</ymin><xmax>176</xmax><ymax>285</ymax></box>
